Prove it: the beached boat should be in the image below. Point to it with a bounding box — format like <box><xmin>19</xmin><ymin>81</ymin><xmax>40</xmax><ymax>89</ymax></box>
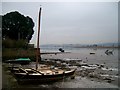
<box><xmin>5</xmin><ymin>58</ymin><xmax>31</xmax><ymax>65</ymax></box>
<box><xmin>11</xmin><ymin>7</ymin><xmax>76</xmax><ymax>84</ymax></box>
<box><xmin>11</xmin><ymin>66</ymin><xmax>76</xmax><ymax>83</ymax></box>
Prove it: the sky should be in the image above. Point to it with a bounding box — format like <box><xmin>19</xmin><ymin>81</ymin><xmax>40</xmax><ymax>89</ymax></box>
<box><xmin>1</xmin><ymin>1</ymin><xmax>118</xmax><ymax>45</ymax></box>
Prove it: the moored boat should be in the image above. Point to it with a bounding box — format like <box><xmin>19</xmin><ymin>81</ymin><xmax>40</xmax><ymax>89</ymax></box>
<box><xmin>90</xmin><ymin>52</ymin><xmax>95</xmax><ymax>54</ymax></box>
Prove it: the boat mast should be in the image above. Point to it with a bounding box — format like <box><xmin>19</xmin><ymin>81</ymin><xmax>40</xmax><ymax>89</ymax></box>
<box><xmin>36</xmin><ymin>7</ymin><xmax>42</xmax><ymax>70</ymax></box>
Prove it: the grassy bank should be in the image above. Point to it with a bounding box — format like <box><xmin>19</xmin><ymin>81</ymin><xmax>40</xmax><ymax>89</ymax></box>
<box><xmin>2</xmin><ymin>48</ymin><xmax>36</xmax><ymax>61</ymax></box>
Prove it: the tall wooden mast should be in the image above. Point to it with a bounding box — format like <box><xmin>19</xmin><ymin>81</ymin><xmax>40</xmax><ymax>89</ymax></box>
<box><xmin>36</xmin><ymin>7</ymin><xmax>42</xmax><ymax>70</ymax></box>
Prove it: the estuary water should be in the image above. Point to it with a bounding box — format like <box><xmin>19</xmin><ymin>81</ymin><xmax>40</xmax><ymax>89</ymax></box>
<box><xmin>41</xmin><ymin>47</ymin><xmax>118</xmax><ymax>69</ymax></box>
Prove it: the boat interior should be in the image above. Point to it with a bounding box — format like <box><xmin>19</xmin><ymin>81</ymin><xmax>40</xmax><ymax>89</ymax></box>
<box><xmin>11</xmin><ymin>65</ymin><xmax>75</xmax><ymax>76</ymax></box>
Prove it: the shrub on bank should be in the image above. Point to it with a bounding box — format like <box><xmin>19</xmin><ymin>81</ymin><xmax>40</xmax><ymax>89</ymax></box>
<box><xmin>2</xmin><ymin>48</ymin><xmax>36</xmax><ymax>61</ymax></box>
<box><xmin>2</xmin><ymin>39</ymin><xmax>28</xmax><ymax>48</ymax></box>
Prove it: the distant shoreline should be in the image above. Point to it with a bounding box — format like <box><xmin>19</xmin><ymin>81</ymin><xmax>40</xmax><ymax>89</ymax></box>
<box><xmin>73</xmin><ymin>46</ymin><xmax>120</xmax><ymax>48</ymax></box>
<box><xmin>41</xmin><ymin>52</ymin><xmax>70</xmax><ymax>54</ymax></box>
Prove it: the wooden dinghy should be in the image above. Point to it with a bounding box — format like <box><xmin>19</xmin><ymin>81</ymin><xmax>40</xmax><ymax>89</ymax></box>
<box><xmin>11</xmin><ymin>66</ymin><xmax>76</xmax><ymax>84</ymax></box>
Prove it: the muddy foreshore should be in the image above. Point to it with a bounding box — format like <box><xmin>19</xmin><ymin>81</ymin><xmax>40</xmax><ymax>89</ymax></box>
<box><xmin>2</xmin><ymin>57</ymin><xmax>119</xmax><ymax>89</ymax></box>
<box><xmin>42</xmin><ymin>58</ymin><xmax>118</xmax><ymax>86</ymax></box>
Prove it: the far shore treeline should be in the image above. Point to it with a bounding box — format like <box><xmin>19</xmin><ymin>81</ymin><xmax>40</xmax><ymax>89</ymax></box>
<box><xmin>2</xmin><ymin>11</ymin><xmax>36</xmax><ymax>61</ymax></box>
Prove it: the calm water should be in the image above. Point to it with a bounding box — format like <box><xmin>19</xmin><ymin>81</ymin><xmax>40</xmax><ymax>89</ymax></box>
<box><xmin>41</xmin><ymin>47</ymin><xmax>118</xmax><ymax>68</ymax></box>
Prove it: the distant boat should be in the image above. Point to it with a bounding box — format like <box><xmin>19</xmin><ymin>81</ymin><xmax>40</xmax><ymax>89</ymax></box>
<box><xmin>90</xmin><ymin>52</ymin><xmax>95</xmax><ymax>54</ymax></box>
<box><xmin>59</xmin><ymin>48</ymin><xmax>65</xmax><ymax>52</ymax></box>
<box><xmin>105</xmin><ymin>50</ymin><xmax>113</xmax><ymax>55</ymax></box>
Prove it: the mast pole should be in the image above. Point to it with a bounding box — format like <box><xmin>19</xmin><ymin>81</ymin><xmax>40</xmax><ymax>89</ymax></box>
<box><xmin>36</xmin><ymin>6</ymin><xmax>42</xmax><ymax>70</ymax></box>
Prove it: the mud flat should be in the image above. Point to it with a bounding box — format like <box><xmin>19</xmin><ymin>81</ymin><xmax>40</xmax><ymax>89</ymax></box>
<box><xmin>41</xmin><ymin>58</ymin><xmax>118</xmax><ymax>87</ymax></box>
<box><xmin>2</xmin><ymin>62</ymin><xmax>118</xmax><ymax>89</ymax></box>
<box><xmin>41</xmin><ymin>51</ymin><xmax>119</xmax><ymax>88</ymax></box>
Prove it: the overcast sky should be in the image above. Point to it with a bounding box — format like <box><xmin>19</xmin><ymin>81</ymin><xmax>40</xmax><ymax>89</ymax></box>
<box><xmin>2</xmin><ymin>2</ymin><xmax>118</xmax><ymax>45</ymax></box>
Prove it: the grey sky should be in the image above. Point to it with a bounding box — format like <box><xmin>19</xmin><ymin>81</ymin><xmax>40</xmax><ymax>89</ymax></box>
<box><xmin>2</xmin><ymin>2</ymin><xmax>118</xmax><ymax>45</ymax></box>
